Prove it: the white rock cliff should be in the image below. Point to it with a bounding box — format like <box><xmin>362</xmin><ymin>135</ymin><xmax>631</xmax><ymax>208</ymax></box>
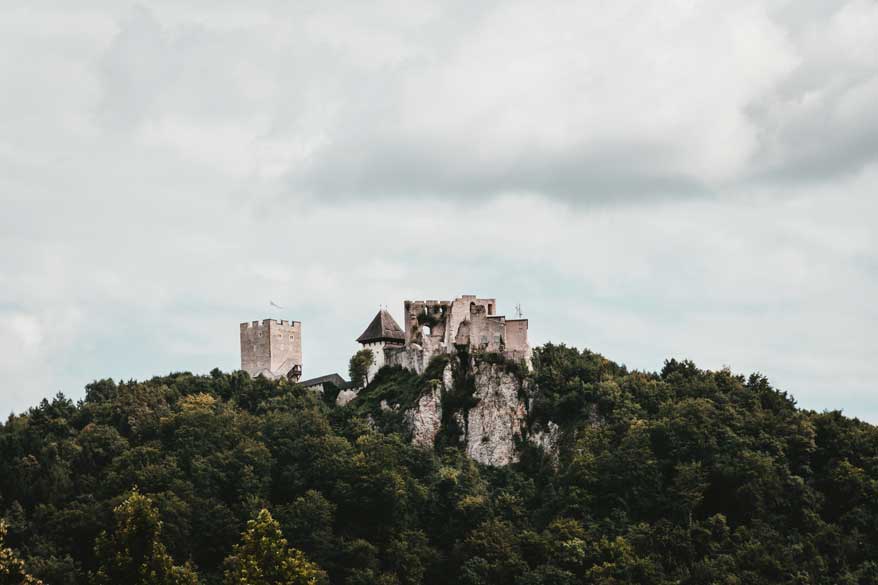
<box><xmin>403</xmin><ymin>360</ymin><xmax>530</xmax><ymax>466</ymax></box>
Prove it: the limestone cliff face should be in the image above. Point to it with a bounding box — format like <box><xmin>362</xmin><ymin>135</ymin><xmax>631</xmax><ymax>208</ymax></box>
<box><xmin>405</xmin><ymin>365</ymin><xmax>450</xmax><ymax>449</ymax></box>
<box><xmin>527</xmin><ymin>420</ymin><xmax>561</xmax><ymax>465</ymax></box>
<box><xmin>464</xmin><ymin>364</ymin><xmax>528</xmax><ymax>466</ymax></box>
<box><xmin>403</xmin><ymin>359</ymin><xmax>530</xmax><ymax>466</ymax></box>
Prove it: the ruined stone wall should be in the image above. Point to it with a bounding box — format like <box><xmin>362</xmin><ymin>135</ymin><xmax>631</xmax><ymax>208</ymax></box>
<box><xmin>398</xmin><ymin>295</ymin><xmax>536</xmax><ymax>370</ymax></box>
<box><xmin>458</xmin><ymin>305</ymin><xmax>506</xmax><ymax>352</ymax></box>
<box><xmin>239</xmin><ymin>319</ymin><xmax>302</xmax><ymax>379</ymax></box>
<box><xmin>504</xmin><ymin>319</ymin><xmax>529</xmax><ymax>354</ymax></box>
<box><xmin>403</xmin><ymin>300</ymin><xmax>450</xmax><ymax>347</ymax></box>
<box><xmin>403</xmin><ymin>296</ymin><xmax>498</xmax><ymax>349</ymax></box>
<box><xmin>443</xmin><ymin>295</ymin><xmax>495</xmax><ymax>348</ymax></box>
<box><xmin>385</xmin><ymin>345</ymin><xmax>430</xmax><ymax>375</ymax></box>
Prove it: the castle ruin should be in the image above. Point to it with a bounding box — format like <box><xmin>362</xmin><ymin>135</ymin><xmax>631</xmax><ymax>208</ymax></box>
<box><xmin>239</xmin><ymin>296</ymin><xmax>534</xmax><ymax>465</ymax></box>
<box><xmin>239</xmin><ymin>294</ymin><xmax>529</xmax><ymax>387</ymax></box>
<box><xmin>357</xmin><ymin>295</ymin><xmax>531</xmax><ymax>377</ymax></box>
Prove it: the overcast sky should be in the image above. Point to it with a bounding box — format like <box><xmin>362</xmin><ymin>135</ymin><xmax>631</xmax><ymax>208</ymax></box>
<box><xmin>1</xmin><ymin>1</ymin><xmax>876</xmax><ymax>420</ymax></box>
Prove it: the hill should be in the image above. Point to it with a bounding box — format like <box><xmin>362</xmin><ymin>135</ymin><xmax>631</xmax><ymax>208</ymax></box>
<box><xmin>2</xmin><ymin>343</ymin><xmax>877</xmax><ymax>584</ymax></box>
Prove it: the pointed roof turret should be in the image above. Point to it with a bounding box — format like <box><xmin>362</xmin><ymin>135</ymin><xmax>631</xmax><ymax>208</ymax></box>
<box><xmin>357</xmin><ymin>309</ymin><xmax>405</xmax><ymax>344</ymax></box>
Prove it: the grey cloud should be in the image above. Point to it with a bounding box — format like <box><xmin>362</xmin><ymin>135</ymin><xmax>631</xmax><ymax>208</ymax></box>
<box><xmin>98</xmin><ymin>5</ymin><xmax>177</xmax><ymax>129</ymax></box>
<box><xmin>747</xmin><ymin>81</ymin><xmax>878</xmax><ymax>184</ymax></box>
<box><xmin>88</xmin><ymin>2</ymin><xmax>878</xmax><ymax>206</ymax></box>
<box><xmin>290</xmin><ymin>139</ymin><xmax>707</xmax><ymax>204</ymax></box>
<box><xmin>287</xmin><ymin>1</ymin><xmax>878</xmax><ymax>203</ymax></box>
<box><xmin>1</xmin><ymin>1</ymin><xmax>876</xmax><ymax>423</ymax></box>
<box><xmin>744</xmin><ymin>0</ymin><xmax>878</xmax><ymax>183</ymax></box>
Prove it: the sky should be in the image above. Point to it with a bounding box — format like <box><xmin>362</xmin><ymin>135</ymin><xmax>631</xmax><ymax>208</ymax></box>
<box><xmin>1</xmin><ymin>1</ymin><xmax>876</xmax><ymax>420</ymax></box>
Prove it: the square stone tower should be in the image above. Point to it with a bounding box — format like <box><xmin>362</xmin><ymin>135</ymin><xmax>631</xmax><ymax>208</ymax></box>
<box><xmin>240</xmin><ymin>319</ymin><xmax>302</xmax><ymax>380</ymax></box>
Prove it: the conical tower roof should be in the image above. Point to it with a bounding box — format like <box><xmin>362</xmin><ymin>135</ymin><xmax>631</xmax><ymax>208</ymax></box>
<box><xmin>357</xmin><ymin>309</ymin><xmax>405</xmax><ymax>344</ymax></box>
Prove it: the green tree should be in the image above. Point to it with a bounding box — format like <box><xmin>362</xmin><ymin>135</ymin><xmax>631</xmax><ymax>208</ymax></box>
<box><xmin>349</xmin><ymin>349</ymin><xmax>375</xmax><ymax>388</ymax></box>
<box><xmin>0</xmin><ymin>520</ymin><xmax>43</xmax><ymax>585</ymax></box>
<box><xmin>223</xmin><ymin>509</ymin><xmax>326</xmax><ymax>585</ymax></box>
<box><xmin>671</xmin><ymin>461</ymin><xmax>709</xmax><ymax>526</ymax></box>
<box><xmin>91</xmin><ymin>491</ymin><xmax>198</xmax><ymax>585</ymax></box>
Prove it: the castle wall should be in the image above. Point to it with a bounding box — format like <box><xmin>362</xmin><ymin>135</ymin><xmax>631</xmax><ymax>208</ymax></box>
<box><xmin>269</xmin><ymin>319</ymin><xmax>302</xmax><ymax>375</ymax></box>
<box><xmin>241</xmin><ymin>321</ymin><xmax>271</xmax><ymax>375</ymax></box>
<box><xmin>394</xmin><ymin>295</ymin><xmax>530</xmax><ymax>374</ymax></box>
<box><xmin>404</xmin><ymin>300</ymin><xmax>450</xmax><ymax>346</ymax></box>
<box><xmin>504</xmin><ymin>319</ymin><xmax>528</xmax><ymax>354</ymax></box>
<box><xmin>385</xmin><ymin>345</ymin><xmax>430</xmax><ymax>375</ymax></box>
<box><xmin>443</xmin><ymin>295</ymin><xmax>495</xmax><ymax>347</ymax></box>
<box><xmin>361</xmin><ymin>340</ymin><xmax>393</xmax><ymax>384</ymax></box>
<box><xmin>240</xmin><ymin>319</ymin><xmax>302</xmax><ymax>379</ymax></box>
<box><xmin>458</xmin><ymin>305</ymin><xmax>505</xmax><ymax>352</ymax></box>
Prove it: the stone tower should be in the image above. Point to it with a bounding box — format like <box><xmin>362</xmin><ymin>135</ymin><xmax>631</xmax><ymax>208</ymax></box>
<box><xmin>356</xmin><ymin>309</ymin><xmax>405</xmax><ymax>384</ymax></box>
<box><xmin>240</xmin><ymin>319</ymin><xmax>302</xmax><ymax>381</ymax></box>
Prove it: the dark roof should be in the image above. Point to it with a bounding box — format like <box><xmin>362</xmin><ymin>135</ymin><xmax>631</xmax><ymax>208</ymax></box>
<box><xmin>299</xmin><ymin>373</ymin><xmax>351</xmax><ymax>388</ymax></box>
<box><xmin>356</xmin><ymin>309</ymin><xmax>405</xmax><ymax>344</ymax></box>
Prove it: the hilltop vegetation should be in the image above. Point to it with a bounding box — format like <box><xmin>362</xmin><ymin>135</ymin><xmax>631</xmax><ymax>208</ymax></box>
<box><xmin>2</xmin><ymin>344</ymin><xmax>878</xmax><ymax>584</ymax></box>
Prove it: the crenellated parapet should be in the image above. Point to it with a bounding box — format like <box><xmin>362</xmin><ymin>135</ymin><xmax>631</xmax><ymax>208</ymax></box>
<box><xmin>240</xmin><ymin>319</ymin><xmax>302</xmax><ymax>329</ymax></box>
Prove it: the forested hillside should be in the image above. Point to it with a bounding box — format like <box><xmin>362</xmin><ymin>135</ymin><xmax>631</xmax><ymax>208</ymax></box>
<box><xmin>2</xmin><ymin>344</ymin><xmax>878</xmax><ymax>584</ymax></box>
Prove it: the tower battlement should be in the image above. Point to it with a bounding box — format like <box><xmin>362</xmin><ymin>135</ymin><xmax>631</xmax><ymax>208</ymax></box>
<box><xmin>240</xmin><ymin>319</ymin><xmax>302</xmax><ymax>329</ymax></box>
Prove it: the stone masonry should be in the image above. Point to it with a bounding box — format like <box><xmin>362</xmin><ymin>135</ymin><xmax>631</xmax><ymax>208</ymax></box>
<box><xmin>391</xmin><ymin>295</ymin><xmax>531</xmax><ymax>368</ymax></box>
<box><xmin>240</xmin><ymin>319</ymin><xmax>302</xmax><ymax>380</ymax></box>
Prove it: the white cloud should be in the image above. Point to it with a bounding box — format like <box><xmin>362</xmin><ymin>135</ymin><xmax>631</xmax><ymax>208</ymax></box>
<box><xmin>0</xmin><ymin>1</ymin><xmax>875</xmax><ymax>422</ymax></box>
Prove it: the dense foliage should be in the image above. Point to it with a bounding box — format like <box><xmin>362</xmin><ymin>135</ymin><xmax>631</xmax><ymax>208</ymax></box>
<box><xmin>2</xmin><ymin>344</ymin><xmax>878</xmax><ymax>584</ymax></box>
<box><xmin>91</xmin><ymin>490</ymin><xmax>198</xmax><ymax>585</ymax></box>
<box><xmin>1</xmin><ymin>520</ymin><xmax>43</xmax><ymax>584</ymax></box>
<box><xmin>348</xmin><ymin>350</ymin><xmax>374</xmax><ymax>389</ymax></box>
<box><xmin>222</xmin><ymin>509</ymin><xmax>326</xmax><ymax>585</ymax></box>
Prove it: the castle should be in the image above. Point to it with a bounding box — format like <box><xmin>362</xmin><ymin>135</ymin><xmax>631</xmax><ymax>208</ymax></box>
<box><xmin>239</xmin><ymin>294</ymin><xmax>530</xmax><ymax>388</ymax></box>
<box><xmin>239</xmin><ymin>319</ymin><xmax>302</xmax><ymax>381</ymax></box>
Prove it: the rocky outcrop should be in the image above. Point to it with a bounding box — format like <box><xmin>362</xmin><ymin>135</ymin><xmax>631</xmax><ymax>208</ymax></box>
<box><xmin>403</xmin><ymin>359</ymin><xmax>530</xmax><ymax>466</ymax></box>
<box><xmin>406</xmin><ymin>381</ymin><xmax>443</xmax><ymax>449</ymax></box>
<box><xmin>335</xmin><ymin>388</ymin><xmax>358</xmax><ymax>406</ymax></box>
<box><xmin>528</xmin><ymin>420</ymin><xmax>561</xmax><ymax>464</ymax></box>
<box><xmin>464</xmin><ymin>364</ymin><xmax>528</xmax><ymax>466</ymax></box>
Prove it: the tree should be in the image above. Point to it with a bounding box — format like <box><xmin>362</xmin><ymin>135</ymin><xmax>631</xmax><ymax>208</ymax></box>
<box><xmin>6</xmin><ymin>347</ymin><xmax>878</xmax><ymax>585</ymax></box>
<box><xmin>0</xmin><ymin>520</ymin><xmax>43</xmax><ymax>585</ymax></box>
<box><xmin>223</xmin><ymin>509</ymin><xmax>327</xmax><ymax>585</ymax></box>
<box><xmin>91</xmin><ymin>491</ymin><xmax>198</xmax><ymax>585</ymax></box>
<box><xmin>349</xmin><ymin>349</ymin><xmax>375</xmax><ymax>388</ymax></box>
<box><xmin>671</xmin><ymin>461</ymin><xmax>709</xmax><ymax>526</ymax></box>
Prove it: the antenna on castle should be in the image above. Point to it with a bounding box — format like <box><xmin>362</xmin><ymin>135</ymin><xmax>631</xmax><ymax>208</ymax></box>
<box><xmin>514</xmin><ymin>303</ymin><xmax>524</xmax><ymax>318</ymax></box>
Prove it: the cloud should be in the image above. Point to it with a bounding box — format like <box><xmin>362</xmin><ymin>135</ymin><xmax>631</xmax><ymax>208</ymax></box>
<box><xmin>0</xmin><ymin>1</ymin><xmax>875</xmax><ymax>423</ymax></box>
<box><xmin>288</xmin><ymin>1</ymin><xmax>797</xmax><ymax>201</ymax></box>
<box><xmin>84</xmin><ymin>1</ymin><xmax>878</xmax><ymax>205</ymax></box>
<box><xmin>0</xmin><ymin>308</ymin><xmax>83</xmax><ymax>415</ymax></box>
<box><xmin>746</xmin><ymin>0</ymin><xmax>878</xmax><ymax>182</ymax></box>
